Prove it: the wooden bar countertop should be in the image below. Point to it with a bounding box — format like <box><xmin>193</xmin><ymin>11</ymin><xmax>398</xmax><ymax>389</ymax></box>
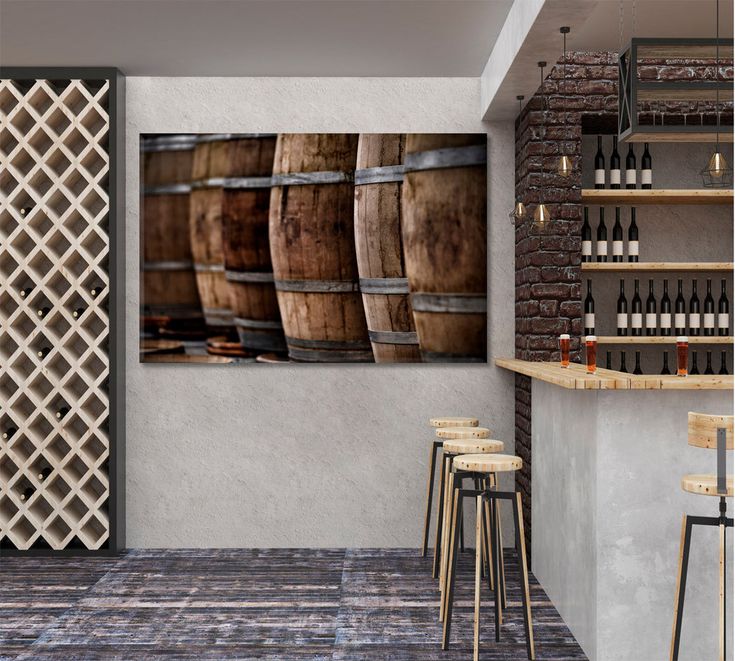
<box><xmin>495</xmin><ymin>358</ymin><xmax>734</xmax><ymax>390</ymax></box>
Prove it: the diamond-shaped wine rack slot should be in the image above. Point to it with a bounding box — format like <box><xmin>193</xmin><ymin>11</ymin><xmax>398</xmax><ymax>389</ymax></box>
<box><xmin>0</xmin><ymin>77</ymin><xmax>111</xmax><ymax>550</ymax></box>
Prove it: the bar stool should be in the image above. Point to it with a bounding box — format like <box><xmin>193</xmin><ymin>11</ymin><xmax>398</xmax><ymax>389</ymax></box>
<box><xmin>422</xmin><ymin>416</ymin><xmax>479</xmax><ymax>558</ymax></box>
<box><xmin>671</xmin><ymin>412</ymin><xmax>733</xmax><ymax>661</ymax></box>
<box><xmin>443</xmin><ymin>453</ymin><xmax>535</xmax><ymax>661</ymax></box>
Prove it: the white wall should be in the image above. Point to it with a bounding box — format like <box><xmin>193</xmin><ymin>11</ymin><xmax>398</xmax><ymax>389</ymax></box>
<box><xmin>124</xmin><ymin>77</ymin><xmax>517</xmax><ymax>547</ymax></box>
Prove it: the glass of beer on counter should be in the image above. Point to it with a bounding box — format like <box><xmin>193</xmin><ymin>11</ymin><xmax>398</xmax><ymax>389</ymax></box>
<box><xmin>559</xmin><ymin>333</ymin><xmax>571</xmax><ymax>368</ymax></box>
<box><xmin>585</xmin><ymin>335</ymin><xmax>597</xmax><ymax>374</ymax></box>
<box><xmin>676</xmin><ymin>336</ymin><xmax>689</xmax><ymax>377</ymax></box>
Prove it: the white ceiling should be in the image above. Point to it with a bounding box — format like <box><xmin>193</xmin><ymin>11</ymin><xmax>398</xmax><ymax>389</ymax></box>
<box><xmin>0</xmin><ymin>0</ymin><xmax>514</xmax><ymax>77</ymax></box>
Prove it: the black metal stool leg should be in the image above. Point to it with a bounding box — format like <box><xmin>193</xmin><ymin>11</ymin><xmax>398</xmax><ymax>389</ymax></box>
<box><xmin>671</xmin><ymin>514</ymin><xmax>693</xmax><ymax>661</ymax></box>
<box><xmin>488</xmin><ymin>491</ymin><xmax>502</xmax><ymax>641</ymax></box>
<box><xmin>422</xmin><ymin>440</ymin><xmax>441</xmax><ymax>557</ymax></box>
<box><xmin>432</xmin><ymin>451</ymin><xmax>448</xmax><ymax>579</ymax></box>
<box><xmin>513</xmin><ymin>491</ymin><xmax>535</xmax><ymax>660</ymax></box>
<box><xmin>481</xmin><ymin>481</ymin><xmax>494</xmax><ymax>591</ymax></box>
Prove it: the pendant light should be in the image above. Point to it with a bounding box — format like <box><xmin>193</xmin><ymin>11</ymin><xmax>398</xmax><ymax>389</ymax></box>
<box><xmin>510</xmin><ymin>95</ymin><xmax>528</xmax><ymax>223</ymax></box>
<box><xmin>701</xmin><ymin>0</ymin><xmax>732</xmax><ymax>186</ymax></box>
<box><xmin>534</xmin><ymin>61</ymin><xmax>550</xmax><ymax>227</ymax></box>
<box><xmin>556</xmin><ymin>27</ymin><xmax>573</xmax><ymax>178</ymax></box>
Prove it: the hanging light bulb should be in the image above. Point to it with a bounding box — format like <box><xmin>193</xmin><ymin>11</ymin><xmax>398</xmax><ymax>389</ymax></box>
<box><xmin>534</xmin><ymin>203</ymin><xmax>551</xmax><ymax>226</ymax></box>
<box><xmin>706</xmin><ymin>151</ymin><xmax>729</xmax><ymax>179</ymax></box>
<box><xmin>556</xmin><ymin>27</ymin><xmax>573</xmax><ymax>178</ymax></box>
<box><xmin>510</xmin><ymin>95</ymin><xmax>528</xmax><ymax>223</ymax></box>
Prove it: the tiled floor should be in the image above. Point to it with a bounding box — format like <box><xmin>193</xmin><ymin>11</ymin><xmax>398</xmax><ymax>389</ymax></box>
<box><xmin>0</xmin><ymin>548</ymin><xmax>586</xmax><ymax>660</ymax></box>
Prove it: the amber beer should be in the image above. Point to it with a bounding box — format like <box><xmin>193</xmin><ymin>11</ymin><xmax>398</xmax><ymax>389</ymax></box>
<box><xmin>676</xmin><ymin>336</ymin><xmax>689</xmax><ymax>377</ymax></box>
<box><xmin>559</xmin><ymin>333</ymin><xmax>571</xmax><ymax>368</ymax></box>
<box><xmin>585</xmin><ymin>335</ymin><xmax>597</xmax><ymax>374</ymax></box>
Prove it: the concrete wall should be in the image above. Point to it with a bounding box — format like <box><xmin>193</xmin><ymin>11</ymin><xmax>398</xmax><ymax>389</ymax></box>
<box><xmin>124</xmin><ymin>78</ymin><xmax>517</xmax><ymax>547</ymax></box>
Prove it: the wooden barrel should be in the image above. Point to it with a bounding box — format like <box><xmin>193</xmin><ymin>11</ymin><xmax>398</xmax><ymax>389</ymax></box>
<box><xmin>269</xmin><ymin>134</ymin><xmax>372</xmax><ymax>362</ymax></box>
<box><xmin>141</xmin><ymin>135</ymin><xmax>204</xmax><ymax>333</ymax></box>
<box><xmin>220</xmin><ymin>135</ymin><xmax>287</xmax><ymax>353</ymax></box>
<box><xmin>401</xmin><ymin>134</ymin><xmax>487</xmax><ymax>362</ymax></box>
<box><xmin>189</xmin><ymin>134</ymin><xmax>239</xmax><ymax>334</ymax></box>
<box><xmin>354</xmin><ymin>134</ymin><xmax>421</xmax><ymax>363</ymax></box>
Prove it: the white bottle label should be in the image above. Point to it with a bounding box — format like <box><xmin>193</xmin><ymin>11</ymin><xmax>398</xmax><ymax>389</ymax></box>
<box><xmin>646</xmin><ymin>313</ymin><xmax>657</xmax><ymax>328</ymax></box>
<box><xmin>582</xmin><ymin>240</ymin><xmax>592</xmax><ymax>256</ymax></box>
<box><xmin>584</xmin><ymin>313</ymin><xmax>595</xmax><ymax>329</ymax></box>
<box><xmin>610</xmin><ymin>169</ymin><xmax>621</xmax><ymax>185</ymax></box>
<box><xmin>631</xmin><ymin>313</ymin><xmax>642</xmax><ymax>328</ymax></box>
<box><xmin>628</xmin><ymin>241</ymin><xmax>639</xmax><ymax>256</ymax></box>
<box><xmin>626</xmin><ymin>169</ymin><xmax>636</xmax><ymax>185</ymax></box>
<box><xmin>675</xmin><ymin>312</ymin><xmax>686</xmax><ymax>329</ymax></box>
<box><xmin>660</xmin><ymin>313</ymin><xmax>672</xmax><ymax>329</ymax></box>
<box><xmin>594</xmin><ymin>169</ymin><xmax>605</xmax><ymax>185</ymax></box>
<box><xmin>617</xmin><ymin>313</ymin><xmax>628</xmax><ymax>329</ymax></box>
<box><xmin>719</xmin><ymin>312</ymin><xmax>729</xmax><ymax>329</ymax></box>
<box><xmin>704</xmin><ymin>313</ymin><xmax>715</xmax><ymax>329</ymax></box>
<box><xmin>613</xmin><ymin>240</ymin><xmax>623</xmax><ymax>256</ymax></box>
<box><xmin>597</xmin><ymin>241</ymin><xmax>608</xmax><ymax>256</ymax></box>
<box><xmin>641</xmin><ymin>169</ymin><xmax>652</xmax><ymax>185</ymax></box>
<box><xmin>689</xmin><ymin>313</ymin><xmax>701</xmax><ymax>328</ymax></box>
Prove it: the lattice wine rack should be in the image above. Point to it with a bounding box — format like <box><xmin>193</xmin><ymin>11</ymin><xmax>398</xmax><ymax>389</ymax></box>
<box><xmin>0</xmin><ymin>68</ymin><xmax>124</xmax><ymax>553</ymax></box>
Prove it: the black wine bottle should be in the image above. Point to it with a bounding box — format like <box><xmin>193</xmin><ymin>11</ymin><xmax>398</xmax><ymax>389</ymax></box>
<box><xmin>619</xmin><ymin>351</ymin><xmax>628</xmax><ymax>373</ymax></box>
<box><xmin>20</xmin><ymin>486</ymin><xmax>35</xmax><ymax>501</ymax></box>
<box><xmin>689</xmin><ymin>280</ymin><xmax>701</xmax><ymax>336</ymax></box>
<box><xmin>594</xmin><ymin>135</ymin><xmax>605</xmax><ymax>189</ymax></box>
<box><xmin>703</xmin><ymin>279</ymin><xmax>715</xmax><ymax>337</ymax></box>
<box><xmin>606</xmin><ymin>350</ymin><xmax>612</xmax><ymax>370</ymax></box>
<box><xmin>690</xmin><ymin>351</ymin><xmax>700</xmax><ymax>375</ymax></box>
<box><xmin>641</xmin><ymin>143</ymin><xmax>652</xmax><ymax>189</ymax></box>
<box><xmin>609</xmin><ymin>135</ymin><xmax>621</xmax><ymax>189</ymax></box>
<box><xmin>584</xmin><ymin>279</ymin><xmax>595</xmax><ymax>335</ymax></box>
<box><xmin>2</xmin><ymin>427</ymin><xmax>17</xmax><ymax>440</ymax></box>
<box><xmin>631</xmin><ymin>279</ymin><xmax>642</xmax><ymax>337</ymax></box>
<box><xmin>660</xmin><ymin>280</ymin><xmax>672</xmax><ymax>336</ymax></box>
<box><xmin>37</xmin><ymin>347</ymin><xmax>51</xmax><ymax>359</ymax></box>
<box><xmin>645</xmin><ymin>279</ymin><xmax>657</xmax><ymax>336</ymax></box>
<box><xmin>704</xmin><ymin>350</ymin><xmax>714</xmax><ymax>375</ymax></box>
<box><xmin>55</xmin><ymin>407</ymin><xmax>69</xmax><ymax>420</ymax></box>
<box><xmin>73</xmin><ymin>307</ymin><xmax>86</xmax><ymax>319</ymax></box>
<box><xmin>90</xmin><ymin>285</ymin><xmax>103</xmax><ymax>298</ymax></box>
<box><xmin>38</xmin><ymin>467</ymin><xmax>52</xmax><ymax>481</ymax></box>
<box><xmin>617</xmin><ymin>279</ymin><xmax>628</xmax><ymax>336</ymax></box>
<box><xmin>628</xmin><ymin>207</ymin><xmax>639</xmax><ymax>262</ymax></box>
<box><xmin>719</xmin><ymin>351</ymin><xmax>729</xmax><ymax>375</ymax></box>
<box><xmin>625</xmin><ymin>144</ymin><xmax>636</xmax><ymax>189</ymax></box>
<box><xmin>581</xmin><ymin>207</ymin><xmax>592</xmax><ymax>263</ymax></box>
<box><xmin>675</xmin><ymin>279</ymin><xmax>687</xmax><ymax>335</ymax></box>
<box><xmin>612</xmin><ymin>207</ymin><xmax>623</xmax><ymax>262</ymax></box>
<box><xmin>19</xmin><ymin>285</ymin><xmax>34</xmax><ymax>298</ymax></box>
<box><xmin>661</xmin><ymin>352</ymin><xmax>671</xmax><ymax>375</ymax></box>
<box><xmin>596</xmin><ymin>208</ymin><xmax>608</xmax><ymax>262</ymax></box>
<box><xmin>633</xmin><ymin>350</ymin><xmax>643</xmax><ymax>375</ymax></box>
<box><xmin>36</xmin><ymin>306</ymin><xmax>50</xmax><ymax>319</ymax></box>
<box><xmin>719</xmin><ymin>279</ymin><xmax>730</xmax><ymax>336</ymax></box>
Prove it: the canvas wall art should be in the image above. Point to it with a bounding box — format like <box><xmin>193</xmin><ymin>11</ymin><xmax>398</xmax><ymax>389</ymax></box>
<box><xmin>140</xmin><ymin>133</ymin><xmax>487</xmax><ymax>364</ymax></box>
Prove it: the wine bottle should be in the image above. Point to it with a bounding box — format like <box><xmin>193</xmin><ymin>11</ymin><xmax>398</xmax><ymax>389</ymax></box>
<box><xmin>645</xmin><ymin>279</ymin><xmax>657</xmax><ymax>336</ymax></box>
<box><xmin>631</xmin><ymin>279</ymin><xmax>642</xmax><ymax>337</ymax></box>
<box><xmin>612</xmin><ymin>207</ymin><xmax>623</xmax><ymax>262</ymax></box>
<box><xmin>584</xmin><ymin>279</ymin><xmax>595</xmax><ymax>335</ymax></box>
<box><xmin>641</xmin><ymin>143</ymin><xmax>652</xmax><ymax>189</ymax></box>
<box><xmin>675</xmin><ymin>279</ymin><xmax>687</xmax><ymax>335</ymax></box>
<box><xmin>627</xmin><ymin>208</ymin><xmax>639</xmax><ymax>262</ymax></box>
<box><xmin>596</xmin><ymin>208</ymin><xmax>608</xmax><ymax>262</ymax></box>
<box><xmin>625</xmin><ymin>144</ymin><xmax>636</xmax><ymax>188</ymax></box>
<box><xmin>38</xmin><ymin>467</ymin><xmax>52</xmax><ymax>481</ymax></box>
<box><xmin>37</xmin><ymin>347</ymin><xmax>51</xmax><ymax>359</ymax></box>
<box><xmin>606</xmin><ymin>350</ymin><xmax>612</xmax><ymax>370</ymax></box>
<box><xmin>719</xmin><ymin>351</ymin><xmax>729</xmax><ymax>375</ymax></box>
<box><xmin>20</xmin><ymin>486</ymin><xmax>35</xmax><ymax>501</ymax></box>
<box><xmin>73</xmin><ymin>307</ymin><xmax>86</xmax><ymax>319</ymax></box>
<box><xmin>609</xmin><ymin>136</ymin><xmax>621</xmax><ymax>189</ymax></box>
<box><xmin>617</xmin><ymin>279</ymin><xmax>628</xmax><ymax>336</ymax></box>
<box><xmin>36</xmin><ymin>306</ymin><xmax>50</xmax><ymax>319</ymax></box>
<box><xmin>2</xmin><ymin>427</ymin><xmax>17</xmax><ymax>440</ymax></box>
<box><xmin>703</xmin><ymin>279</ymin><xmax>715</xmax><ymax>336</ymax></box>
<box><xmin>689</xmin><ymin>280</ymin><xmax>701</xmax><ymax>336</ymax></box>
<box><xmin>704</xmin><ymin>350</ymin><xmax>714</xmax><ymax>375</ymax></box>
<box><xmin>690</xmin><ymin>350</ymin><xmax>700</xmax><ymax>375</ymax></box>
<box><xmin>619</xmin><ymin>351</ymin><xmax>628</xmax><ymax>373</ymax></box>
<box><xmin>661</xmin><ymin>351</ymin><xmax>671</xmax><ymax>375</ymax></box>
<box><xmin>719</xmin><ymin>279</ymin><xmax>730</xmax><ymax>335</ymax></box>
<box><xmin>594</xmin><ymin>135</ymin><xmax>605</xmax><ymax>189</ymax></box>
<box><xmin>55</xmin><ymin>407</ymin><xmax>69</xmax><ymax>420</ymax></box>
<box><xmin>19</xmin><ymin>285</ymin><xmax>34</xmax><ymax>299</ymax></box>
<box><xmin>660</xmin><ymin>280</ymin><xmax>672</xmax><ymax>336</ymax></box>
<box><xmin>581</xmin><ymin>207</ymin><xmax>592</xmax><ymax>263</ymax></box>
<box><xmin>90</xmin><ymin>285</ymin><xmax>104</xmax><ymax>298</ymax></box>
<box><xmin>633</xmin><ymin>350</ymin><xmax>643</xmax><ymax>375</ymax></box>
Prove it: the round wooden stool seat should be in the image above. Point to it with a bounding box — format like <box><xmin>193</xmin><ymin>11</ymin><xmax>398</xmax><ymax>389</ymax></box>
<box><xmin>453</xmin><ymin>453</ymin><xmax>522</xmax><ymax>473</ymax></box>
<box><xmin>436</xmin><ymin>426</ymin><xmax>490</xmax><ymax>440</ymax></box>
<box><xmin>442</xmin><ymin>438</ymin><xmax>504</xmax><ymax>455</ymax></box>
<box><xmin>681</xmin><ymin>474</ymin><xmax>734</xmax><ymax>497</ymax></box>
<box><xmin>430</xmin><ymin>416</ymin><xmax>479</xmax><ymax>428</ymax></box>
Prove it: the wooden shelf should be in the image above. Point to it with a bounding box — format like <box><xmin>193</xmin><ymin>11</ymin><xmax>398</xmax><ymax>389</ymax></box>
<box><xmin>623</xmin><ymin>132</ymin><xmax>734</xmax><ymax>144</ymax></box>
<box><xmin>597</xmin><ymin>336</ymin><xmax>733</xmax><ymax>345</ymax></box>
<box><xmin>581</xmin><ymin>262</ymin><xmax>733</xmax><ymax>272</ymax></box>
<box><xmin>581</xmin><ymin>189</ymin><xmax>733</xmax><ymax>205</ymax></box>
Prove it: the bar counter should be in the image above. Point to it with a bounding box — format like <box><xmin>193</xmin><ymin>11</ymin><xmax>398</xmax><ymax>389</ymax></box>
<box><xmin>498</xmin><ymin>357</ymin><xmax>733</xmax><ymax>661</ymax></box>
